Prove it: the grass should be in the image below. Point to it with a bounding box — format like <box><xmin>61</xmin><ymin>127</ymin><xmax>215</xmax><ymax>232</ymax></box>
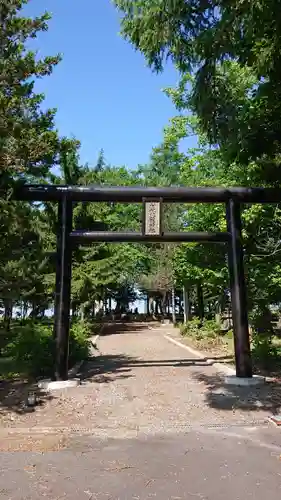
<box><xmin>180</xmin><ymin>328</ymin><xmax>234</xmax><ymax>358</ymax></box>
<box><xmin>178</xmin><ymin>318</ymin><xmax>281</xmax><ymax>377</ymax></box>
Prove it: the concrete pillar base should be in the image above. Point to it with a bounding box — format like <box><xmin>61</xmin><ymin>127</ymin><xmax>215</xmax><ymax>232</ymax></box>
<box><xmin>38</xmin><ymin>379</ymin><xmax>80</xmax><ymax>391</ymax></box>
<box><xmin>224</xmin><ymin>375</ymin><xmax>265</xmax><ymax>387</ymax></box>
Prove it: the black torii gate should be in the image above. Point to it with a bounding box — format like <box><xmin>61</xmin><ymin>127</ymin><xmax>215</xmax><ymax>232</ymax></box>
<box><xmin>14</xmin><ymin>184</ymin><xmax>281</xmax><ymax>381</ymax></box>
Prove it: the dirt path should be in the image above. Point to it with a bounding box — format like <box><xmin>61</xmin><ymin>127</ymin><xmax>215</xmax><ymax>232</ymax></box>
<box><xmin>1</xmin><ymin>322</ymin><xmax>281</xmax><ymax>450</ymax></box>
<box><xmin>81</xmin><ymin>323</ymin><xmax>279</xmax><ymax>431</ymax></box>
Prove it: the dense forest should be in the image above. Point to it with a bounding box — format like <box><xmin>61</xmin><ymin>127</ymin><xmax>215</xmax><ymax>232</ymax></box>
<box><xmin>1</xmin><ymin>0</ymin><xmax>281</xmax><ymax>378</ymax></box>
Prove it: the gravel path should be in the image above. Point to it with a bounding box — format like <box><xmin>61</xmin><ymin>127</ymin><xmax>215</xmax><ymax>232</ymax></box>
<box><xmin>1</xmin><ymin>322</ymin><xmax>280</xmax><ymax>449</ymax></box>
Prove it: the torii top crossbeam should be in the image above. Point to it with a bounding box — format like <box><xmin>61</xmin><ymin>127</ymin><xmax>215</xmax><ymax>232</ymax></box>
<box><xmin>13</xmin><ymin>184</ymin><xmax>281</xmax><ymax>203</ymax></box>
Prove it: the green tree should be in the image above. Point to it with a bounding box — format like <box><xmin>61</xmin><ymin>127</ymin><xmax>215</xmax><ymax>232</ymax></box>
<box><xmin>0</xmin><ymin>1</ymin><xmax>78</xmax><ymax>324</ymax></box>
<box><xmin>0</xmin><ymin>0</ymin><xmax>64</xmax><ymax>184</ymax></box>
<box><xmin>95</xmin><ymin>149</ymin><xmax>106</xmax><ymax>173</ymax></box>
<box><xmin>70</xmin><ymin>164</ymin><xmax>147</xmax><ymax>318</ymax></box>
<box><xmin>114</xmin><ymin>0</ymin><xmax>281</xmax><ymax>173</ymax></box>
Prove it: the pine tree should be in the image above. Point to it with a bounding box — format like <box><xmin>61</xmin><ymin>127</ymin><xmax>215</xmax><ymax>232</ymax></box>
<box><xmin>95</xmin><ymin>149</ymin><xmax>106</xmax><ymax>173</ymax></box>
<box><xmin>0</xmin><ymin>1</ymin><xmax>75</xmax><ymax>322</ymax></box>
<box><xmin>0</xmin><ymin>1</ymin><xmax>65</xmax><ymax>185</ymax></box>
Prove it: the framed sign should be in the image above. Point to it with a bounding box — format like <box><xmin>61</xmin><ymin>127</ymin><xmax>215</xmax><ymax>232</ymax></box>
<box><xmin>143</xmin><ymin>198</ymin><xmax>162</xmax><ymax>236</ymax></box>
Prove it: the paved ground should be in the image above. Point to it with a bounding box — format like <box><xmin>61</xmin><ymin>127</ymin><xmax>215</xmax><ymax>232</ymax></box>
<box><xmin>1</xmin><ymin>428</ymin><xmax>281</xmax><ymax>499</ymax></box>
<box><xmin>1</xmin><ymin>322</ymin><xmax>281</xmax><ymax>498</ymax></box>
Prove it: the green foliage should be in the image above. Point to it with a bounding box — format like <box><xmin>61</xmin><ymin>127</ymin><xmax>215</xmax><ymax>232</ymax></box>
<box><xmin>0</xmin><ymin>1</ymin><xmax>63</xmax><ymax>181</ymax></box>
<box><xmin>202</xmin><ymin>320</ymin><xmax>221</xmax><ymax>337</ymax></box>
<box><xmin>180</xmin><ymin>318</ymin><xmax>201</xmax><ymax>338</ymax></box>
<box><xmin>180</xmin><ymin>318</ymin><xmax>223</xmax><ymax>341</ymax></box>
<box><xmin>68</xmin><ymin>320</ymin><xmax>92</xmax><ymax>367</ymax></box>
<box><xmin>70</xmin><ymin>162</ymin><xmax>146</xmax><ymax>311</ymax></box>
<box><xmin>4</xmin><ymin>320</ymin><xmax>91</xmax><ymax>378</ymax></box>
<box><xmin>0</xmin><ymin>0</ymin><xmax>79</xmax><ymax>321</ymax></box>
<box><xmin>4</xmin><ymin>322</ymin><xmax>54</xmax><ymax>377</ymax></box>
<box><xmin>251</xmin><ymin>335</ymin><xmax>279</xmax><ymax>369</ymax></box>
<box><xmin>114</xmin><ymin>0</ymin><xmax>281</xmax><ymax>171</ymax></box>
<box><xmin>70</xmin><ymin>319</ymin><xmax>92</xmax><ymax>338</ymax></box>
<box><xmin>225</xmin><ymin>330</ymin><xmax>234</xmax><ymax>340</ymax></box>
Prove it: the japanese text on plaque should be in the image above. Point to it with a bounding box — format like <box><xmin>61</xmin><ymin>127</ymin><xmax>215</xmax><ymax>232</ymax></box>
<box><xmin>145</xmin><ymin>202</ymin><xmax>160</xmax><ymax>235</ymax></box>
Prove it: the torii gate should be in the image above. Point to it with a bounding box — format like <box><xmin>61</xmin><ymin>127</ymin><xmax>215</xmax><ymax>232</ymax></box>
<box><xmin>14</xmin><ymin>184</ymin><xmax>281</xmax><ymax>381</ymax></box>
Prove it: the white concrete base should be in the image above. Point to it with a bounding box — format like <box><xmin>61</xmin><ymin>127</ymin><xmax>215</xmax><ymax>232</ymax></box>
<box><xmin>213</xmin><ymin>362</ymin><xmax>236</xmax><ymax>376</ymax></box>
<box><xmin>224</xmin><ymin>375</ymin><xmax>265</xmax><ymax>387</ymax></box>
<box><xmin>38</xmin><ymin>378</ymin><xmax>80</xmax><ymax>391</ymax></box>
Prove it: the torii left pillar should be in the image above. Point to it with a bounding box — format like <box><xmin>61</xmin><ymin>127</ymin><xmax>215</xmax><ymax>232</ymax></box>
<box><xmin>53</xmin><ymin>196</ymin><xmax>73</xmax><ymax>381</ymax></box>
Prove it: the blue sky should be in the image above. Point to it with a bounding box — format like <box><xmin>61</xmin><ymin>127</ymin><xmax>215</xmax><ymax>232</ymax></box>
<box><xmin>24</xmin><ymin>0</ymin><xmax>183</xmax><ymax>169</ymax></box>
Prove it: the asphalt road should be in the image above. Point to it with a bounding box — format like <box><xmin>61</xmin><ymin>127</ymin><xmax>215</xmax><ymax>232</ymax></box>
<box><xmin>1</xmin><ymin>425</ymin><xmax>281</xmax><ymax>499</ymax></box>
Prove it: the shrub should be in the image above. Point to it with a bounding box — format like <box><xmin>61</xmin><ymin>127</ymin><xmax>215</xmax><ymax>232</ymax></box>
<box><xmin>180</xmin><ymin>317</ymin><xmax>222</xmax><ymax>340</ymax></box>
<box><xmin>251</xmin><ymin>334</ymin><xmax>278</xmax><ymax>369</ymax></box>
<box><xmin>201</xmin><ymin>319</ymin><xmax>221</xmax><ymax>338</ymax></box>
<box><xmin>69</xmin><ymin>320</ymin><xmax>92</xmax><ymax>367</ymax></box>
<box><xmin>225</xmin><ymin>329</ymin><xmax>234</xmax><ymax>340</ymax></box>
<box><xmin>5</xmin><ymin>320</ymin><xmax>91</xmax><ymax>378</ymax></box>
<box><xmin>180</xmin><ymin>317</ymin><xmax>202</xmax><ymax>339</ymax></box>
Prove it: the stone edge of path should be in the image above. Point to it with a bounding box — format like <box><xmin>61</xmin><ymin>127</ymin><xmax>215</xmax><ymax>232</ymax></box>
<box><xmin>163</xmin><ymin>333</ymin><xmax>235</xmax><ymax>375</ymax></box>
<box><xmin>163</xmin><ymin>332</ymin><xmax>267</xmax><ymax>386</ymax></box>
<box><xmin>0</xmin><ymin>419</ymin><xmax>271</xmax><ymax>440</ymax></box>
<box><xmin>38</xmin><ymin>333</ymin><xmax>100</xmax><ymax>391</ymax></box>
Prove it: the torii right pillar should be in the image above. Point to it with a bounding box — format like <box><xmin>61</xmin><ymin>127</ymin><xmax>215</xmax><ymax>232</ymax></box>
<box><xmin>226</xmin><ymin>199</ymin><xmax>252</xmax><ymax>378</ymax></box>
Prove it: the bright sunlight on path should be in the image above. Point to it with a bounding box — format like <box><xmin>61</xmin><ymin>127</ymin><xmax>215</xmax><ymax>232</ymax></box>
<box><xmin>78</xmin><ymin>322</ymin><xmax>276</xmax><ymax>436</ymax></box>
<box><xmin>1</xmin><ymin>322</ymin><xmax>280</xmax><ymax>442</ymax></box>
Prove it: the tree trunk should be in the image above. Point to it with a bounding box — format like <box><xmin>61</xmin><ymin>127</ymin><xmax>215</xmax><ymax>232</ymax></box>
<box><xmin>147</xmin><ymin>297</ymin><xmax>153</xmax><ymax>315</ymax></box>
<box><xmin>197</xmin><ymin>283</ymin><xmax>204</xmax><ymax>321</ymax></box>
<box><xmin>23</xmin><ymin>302</ymin><xmax>28</xmax><ymax>319</ymax></box>
<box><xmin>72</xmin><ymin>301</ymin><xmax>78</xmax><ymax>318</ymax></box>
<box><xmin>145</xmin><ymin>295</ymin><xmax>149</xmax><ymax>315</ymax></box>
<box><xmin>91</xmin><ymin>303</ymin><xmax>96</xmax><ymax>319</ymax></box>
<box><xmin>160</xmin><ymin>293</ymin><xmax>167</xmax><ymax>319</ymax></box>
<box><xmin>171</xmin><ymin>287</ymin><xmax>176</xmax><ymax>324</ymax></box>
<box><xmin>165</xmin><ymin>292</ymin><xmax>170</xmax><ymax>315</ymax></box>
<box><xmin>183</xmin><ymin>285</ymin><xmax>190</xmax><ymax>323</ymax></box>
<box><xmin>103</xmin><ymin>296</ymin><xmax>106</xmax><ymax>314</ymax></box>
<box><xmin>155</xmin><ymin>298</ymin><xmax>160</xmax><ymax>315</ymax></box>
<box><xmin>215</xmin><ymin>297</ymin><xmax>222</xmax><ymax>326</ymax></box>
<box><xmin>4</xmin><ymin>299</ymin><xmax>13</xmax><ymax>331</ymax></box>
<box><xmin>80</xmin><ymin>304</ymin><xmax>85</xmax><ymax>322</ymax></box>
<box><xmin>158</xmin><ymin>297</ymin><xmax>163</xmax><ymax>317</ymax></box>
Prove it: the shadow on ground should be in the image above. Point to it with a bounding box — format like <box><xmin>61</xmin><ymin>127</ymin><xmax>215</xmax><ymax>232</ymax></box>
<box><xmin>100</xmin><ymin>321</ymin><xmax>160</xmax><ymax>336</ymax></box>
<box><xmin>0</xmin><ymin>379</ymin><xmax>54</xmax><ymax>417</ymax></box>
<box><xmin>193</xmin><ymin>372</ymin><xmax>281</xmax><ymax>415</ymax></box>
<box><xmin>80</xmin><ymin>353</ymin><xmax>234</xmax><ymax>383</ymax></box>
<box><xmin>81</xmin><ymin>353</ymin><xmax>281</xmax><ymax>416</ymax></box>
